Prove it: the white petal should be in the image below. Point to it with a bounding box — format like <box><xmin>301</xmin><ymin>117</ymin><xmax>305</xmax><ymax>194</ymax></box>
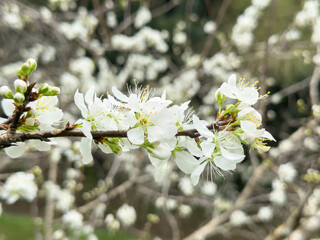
<box><xmin>147</xmin><ymin>126</ymin><xmax>163</xmax><ymax>143</ymax></box>
<box><xmin>82</xmin><ymin>120</ymin><xmax>92</xmax><ymax>140</ymax></box>
<box><xmin>228</xmin><ymin>74</ymin><xmax>237</xmax><ymax>87</ymax></box>
<box><xmin>175</xmin><ymin>151</ymin><xmax>199</xmax><ymax>174</ymax></box>
<box><xmin>262</xmin><ymin>130</ymin><xmax>276</xmax><ymax>142</ymax></box>
<box><xmin>112</xmin><ymin>86</ymin><xmax>129</xmax><ymax>102</ymax></box>
<box><xmin>240</xmin><ymin>120</ymin><xmax>258</xmax><ymax>136</ymax></box>
<box><xmin>98</xmin><ymin>143</ymin><xmax>112</xmax><ymax>154</ymax></box>
<box><xmin>80</xmin><ymin>138</ymin><xmax>93</xmax><ymax>164</ymax></box>
<box><xmin>153</xmin><ymin>110</ymin><xmax>178</xmax><ymax>139</ymax></box>
<box><xmin>238</xmin><ymin>87</ymin><xmax>259</xmax><ymax>105</ymax></box>
<box><xmin>107</xmin><ymin>95</ymin><xmax>122</xmax><ymax>106</ymax></box>
<box><xmin>148</xmin><ymin>154</ymin><xmax>163</xmax><ymax>167</ymax></box>
<box><xmin>154</xmin><ymin>160</ymin><xmax>170</xmax><ymax>182</ymax></box>
<box><xmin>200</xmin><ymin>141</ymin><xmax>215</xmax><ymax>158</ymax></box>
<box><xmin>191</xmin><ymin>161</ymin><xmax>207</xmax><ymax>186</ymax></box>
<box><xmin>185</xmin><ymin>139</ymin><xmax>203</xmax><ymax>157</ymax></box>
<box><xmin>37</xmin><ymin>108</ymin><xmax>63</xmax><ymax>125</ymax></box>
<box><xmin>161</xmin><ymin>89</ymin><xmax>167</xmax><ymax>100</ymax></box>
<box><xmin>127</xmin><ymin>127</ymin><xmax>144</xmax><ymax>145</ymax></box>
<box><xmin>220</xmin><ymin>82</ymin><xmax>237</xmax><ymax>99</ymax></box>
<box><xmin>192</xmin><ymin>115</ymin><xmax>214</xmax><ymax>138</ymax></box>
<box><xmin>214</xmin><ymin>156</ymin><xmax>237</xmax><ymax>171</ymax></box>
<box><xmin>85</xmin><ymin>86</ymin><xmax>95</xmax><ymax>105</ymax></box>
<box><xmin>74</xmin><ymin>90</ymin><xmax>88</xmax><ymax>118</ymax></box>
<box><xmin>5</xmin><ymin>142</ymin><xmax>26</xmax><ymax>158</ymax></box>
<box><xmin>29</xmin><ymin>140</ymin><xmax>51</xmax><ymax>151</ymax></box>
<box><xmin>220</xmin><ymin>147</ymin><xmax>245</xmax><ymax>161</ymax></box>
<box><xmin>2</xmin><ymin>99</ymin><xmax>15</xmax><ymax>117</ymax></box>
<box><xmin>0</xmin><ymin>117</ymin><xmax>7</xmax><ymax>124</ymax></box>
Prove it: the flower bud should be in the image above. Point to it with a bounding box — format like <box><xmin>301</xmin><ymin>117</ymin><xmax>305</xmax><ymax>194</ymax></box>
<box><xmin>46</xmin><ymin>86</ymin><xmax>60</xmax><ymax>96</ymax></box>
<box><xmin>17</xmin><ymin>58</ymin><xmax>37</xmax><ymax>80</ymax></box>
<box><xmin>215</xmin><ymin>88</ymin><xmax>226</xmax><ymax>107</ymax></box>
<box><xmin>0</xmin><ymin>86</ymin><xmax>13</xmax><ymax>98</ymax></box>
<box><xmin>14</xmin><ymin>79</ymin><xmax>27</xmax><ymax>93</ymax></box>
<box><xmin>27</xmin><ymin>58</ymin><xmax>37</xmax><ymax>71</ymax></box>
<box><xmin>38</xmin><ymin>83</ymin><xmax>50</xmax><ymax>94</ymax></box>
<box><xmin>14</xmin><ymin>92</ymin><xmax>25</xmax><ymax>103</ymax></box>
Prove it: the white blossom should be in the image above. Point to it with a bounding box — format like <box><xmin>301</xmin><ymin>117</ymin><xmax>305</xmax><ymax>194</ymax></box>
<box><xmin>116</xmin><ymin>204</ymin><xmax>137</xmax><ymax>227</ymax></box>
<box><xmin>201</xmin><ymin>181</ymin><xmax>217</xmax><ymax>196</ymax></box>
<box><xmin>230</xmin><ymin>210</ymin><xmax>249</xmax><ymax>226</ymax></box>
<box><xmin>135</xmin><ymin>7</ymin><xmax>152</xmax><ymax>28</ymax></box>
<box><xmin>278</xmin><ymin>163</ymin><xmax>297</xmax><ymax>183</ymax></box>
<box><xmin>0</xmin><ymin>172</ymin><xmax>38</xmax><ymax>204</ymax></box>
<box><xmin>204</xmin><ymin>21</ymin><xmax>216</xmax><ymax>34</ymax></box>
<box><xmin>178</xmin><ymin>204</ymin><xmax>192</xmax><ymax>218</ymax></box>
<box><xmin>258</xmin><ymin>206</ymin><xmax>273</xmax><ymax>222</ymax></box>
<box><xmin>62</xmin><ymin>210</ymin><xmax>83</xmax><ymax>229</ymax></box>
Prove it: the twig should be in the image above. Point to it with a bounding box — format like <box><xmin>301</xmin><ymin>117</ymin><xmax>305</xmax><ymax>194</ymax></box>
<box><xmin>310</xmin><ymin>45</ymin><xmax>320</xmax><ymax>105</ymax></box>
<box><xmin>44</xmin><ymin>158</ymin><xmax>58</xmax><ymax>240</ymax></box>
<box><xmin>78</xmin><ymin>174</ymin><xmax>150</xmax><ymax>213</ymax></box>
<box><xmin>114</xmin><ymin>0</ymin><xmax>181</xmax><ymax>34</ymax></box>
<box><xmin>8</xmin><ymin>82</ymin><xmax>36</xmax><ymax>134</ymax></box>
<box><xmin>183</xmin><ymin>164</ymin><xmax>266</xmax><ymax>240</ymax></box>
<box><xmin>200</xmin><ymin>0</ymin><xmax>231</xmax><ymax>59</ymax></box>
<box><xmin>0</xmin><ymin>122</ymin><xmax>219</xmax><ymax>148</ymax></box>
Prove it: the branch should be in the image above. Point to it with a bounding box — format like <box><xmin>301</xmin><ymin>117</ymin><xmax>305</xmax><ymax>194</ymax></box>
<box><xmin>8</xmin><ymin>82</ymin><xmax>36</xmax><ymax>134</ymax></box>
<box><xmin>0</xmin><ymin>122</ymin><xmax>218</xmax><ymax>149</ymax></box>
<box><xmin>310</xmin><ymin>45</ymin><xmax>320</xmax><ymax>105</ymax></box>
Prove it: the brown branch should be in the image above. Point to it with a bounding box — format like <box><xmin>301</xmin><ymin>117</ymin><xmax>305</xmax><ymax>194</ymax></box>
<box><xmin>200</xmin><ymin>0</ymin><xmax>231</xmax><ymax>59</ymax></box>
<box><xmin>114</xmin><ymin>0</ymin><xmax>181</xmax><ymax>34</ymax></box>
<box><xmin>183</xmin><ymin>163</ymin><xmax>266</xmax><ymax>240</ymax></box>
<box><xmin>310</xmin><ymin>45</ymin><xmax>320</xmax><ymax>105</ymax></box>
<box><xmin>0</xmin><ymin>121</ymin><xmax>219</xmax><ymax>149</ymax></box>
<box><xmin>264</xmin><ymin>187</ymin><xmax>315</xmax><ymax>240</ymax></box>
<box><xmin>8</xmin><ymin>82</ymin><xmax>36</xmax><ymax>134</ymax></box>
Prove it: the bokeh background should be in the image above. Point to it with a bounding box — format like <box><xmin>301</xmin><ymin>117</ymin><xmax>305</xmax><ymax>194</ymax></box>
<box><xmin>0</xmin><ymin>0</ymin><xmax>320</xmax><ymax>240</ymax></box>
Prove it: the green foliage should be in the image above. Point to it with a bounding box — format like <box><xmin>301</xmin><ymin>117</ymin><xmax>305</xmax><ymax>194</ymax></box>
<box><xmin>0</xmin><ymin>213</ymin><xmax>138</xmax><ymax>240</ymax></box>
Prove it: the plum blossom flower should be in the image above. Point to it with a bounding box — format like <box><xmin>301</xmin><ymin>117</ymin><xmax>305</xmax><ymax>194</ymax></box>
<box><xmin>116</xmin><ymin>204</ymin><xmax>136</xmax><ymax>227</ymax></box>
<box><xmin>1</xmin><ymin>96</ymin><xmax>63</xmax><ymax>158</ymax></box>
<box><xmin>278</xmin><ymin>163</ymin><xmax>297</xmax><ymax>183</ymax></box>
<box><xmin>111</xmin><ymin>86</ymin><xmax>177</xmax><ymax>146</ymax></box>
<box><xmin>134</xmin><ymin>7</ymin><xmax>152</xmax><ymax>28</ymax></box>
<box><xmin>230</xmin><ymin>210</ymin><xmax>249</xmax><ymax>226</ymax></box>
<box><xmin>62</xmin><ymin>210</ymin><xmax>83</xmax><ymax>229</ymax></box>
<box><xmin>240</xmin><ymin>120</ymin><xmax>275</xmax><ymax>152</ymax></box>
<box><xmin>220</xmin><ymin>74</ymin><xmax>262</xmax><ymax>105</ymax></box>
<box><xmin>74</xmin><ymin>86</ymin><xmax>136</xmax><ymax>163</ymax></box>
<box><xmin>190</xmin><ymin>115</ymin><xmax>245</xmax><ymax>185</ymax></box>
<box><xmin>0</xmin><ymin>172</ymin><xmax>38</xmax><ymax>204</ymax></box>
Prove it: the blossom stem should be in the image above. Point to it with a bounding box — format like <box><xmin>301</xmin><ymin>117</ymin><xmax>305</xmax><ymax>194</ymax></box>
<box><xmin>8</xmin><ymin>83</ymin><xmax>36</xmax><ymax>134</ymax></box>
<box><xmin>0</xmin><ymin>123</ymin><xmax>217</xmax><ymax>149</ymax></box>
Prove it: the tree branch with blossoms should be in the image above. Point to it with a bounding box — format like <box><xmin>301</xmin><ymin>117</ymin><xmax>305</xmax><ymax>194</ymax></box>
<box><xmin>0</xmin><ymin>59</ymin><xmax>275</xmax><ymax>186</ymax></box>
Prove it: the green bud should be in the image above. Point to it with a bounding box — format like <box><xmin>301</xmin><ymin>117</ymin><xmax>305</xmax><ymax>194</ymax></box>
<box><xmin>17</xmin><ymin>58</ymin><xmax>38</xmax><ymax>80</ymax></box>
<box><xmin>0</xmin><ymin>86</ymin><xmax>13</xmax><ymax>98</ymax></box>
<box><xmin>14</xmin><ymin>79</ymin><xmax>27</xmax><ymax>93</ymax></box>
<box><xmin>224</xmin><ymin>104</ymin><xmax>236</xmax><ymax>115</ymax></box>
<box><xmin>108</xmin><ymin>142</ymin><xmax>122</xmax><ymax>154</ymax></box>
<box><xmin>45</xmin><ymin>86</ymin><xmax>60</xmax><ymax>96</ymax></box>
<box><xmin>14</xmin><ymin>92</ymin><xmax>25</xmax><ymax>103</ymax></box>
<box><xmin>27</xmin><ymin>58</ymin><xmax>37</xmax><ymax>71</ymax></box>
<box><xmin>215</xmin><ymin>88</ymin><xmax>226</xmax><ymax>107</ymax></box>
<box><xmin>38</xmin><ymin>83</ymin><xmax>50</xmax><ymax>94</ymax></box>
<box><xmin>147</xmin><ymin>214</ymin><xmax>160</xmax><ymax>224</ymax></box>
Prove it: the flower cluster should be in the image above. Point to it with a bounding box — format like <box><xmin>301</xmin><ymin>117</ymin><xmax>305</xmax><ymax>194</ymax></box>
<box><xmin>0</xmin><ymin>59</ymin><xmax>274</xmax><ymax>187</ymax></box>
<box><xmin>0</xmin><ymin>172</ymin><xmax>38</xmax><ymax>204</ymax></box>
<box><xmin>74</xmin><ymin>74</ymin><xmax>275</xmax><ymax>185</ymax></box>
<box><xmin>0</xmin><ymin>59</ymin><xmax>63</xmax><ymax>158</ymax></box>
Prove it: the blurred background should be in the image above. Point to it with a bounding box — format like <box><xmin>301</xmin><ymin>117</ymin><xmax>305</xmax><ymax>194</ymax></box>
<box><xmin>0</xmin><ymin>0</ymin><xmax>320</xmax><ymax>239</ymax></box>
